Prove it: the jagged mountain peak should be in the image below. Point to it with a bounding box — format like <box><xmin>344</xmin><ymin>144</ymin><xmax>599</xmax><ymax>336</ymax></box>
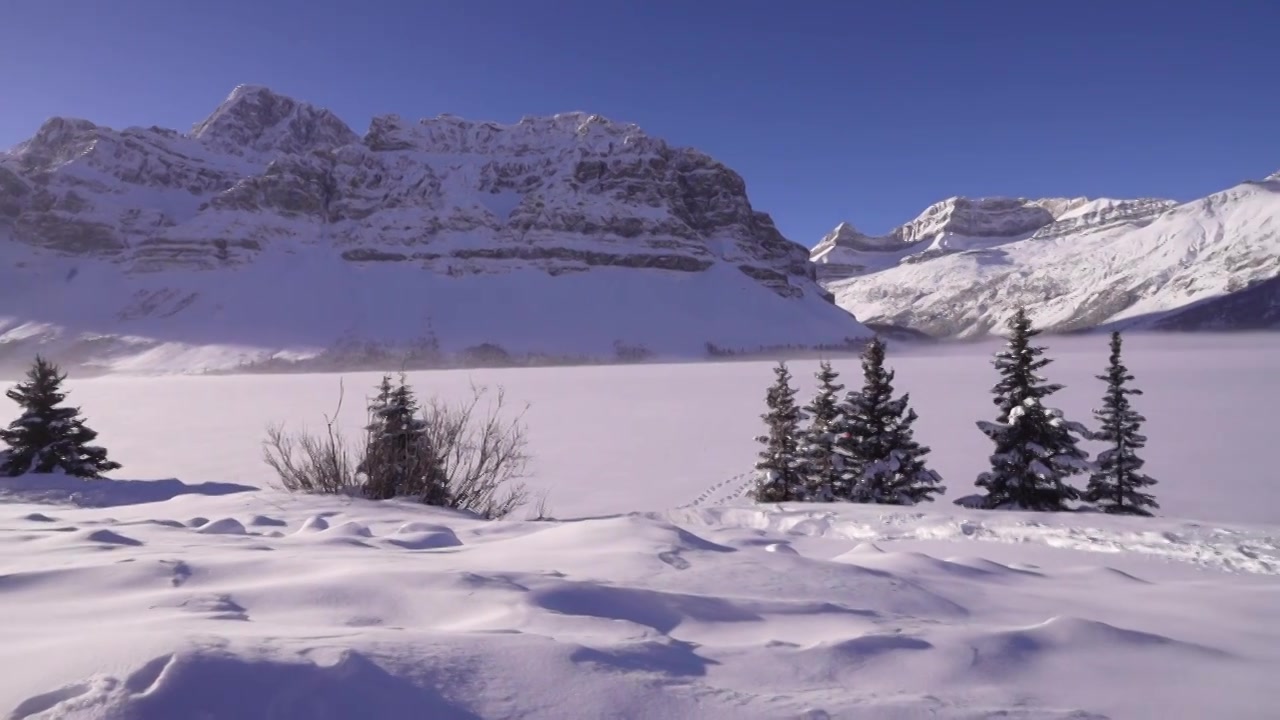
<box><xmin>0</xmin><ymin>86</ymin><xmax>867</xmax><ymax>372</ymax></box>
<box><xmin>191</xmin><ymin>84</ymin><xmax>358</xmax><ymax>157</ymax></box>
<box><xmin>9</xmin><ymin>116</ymin><xmax>101</xmax><ymax>169</ymax></box>
<box><xmin>817</xmin><ymin>221</ymin><xmax>867</xmax><ymax>247</ymax></box>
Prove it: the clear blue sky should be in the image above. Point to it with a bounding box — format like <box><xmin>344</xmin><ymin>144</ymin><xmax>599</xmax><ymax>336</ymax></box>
<box><xmin>3</xmin><ymin>0</ymin><xmax>1277</xmax><ymax>242</ymax></box>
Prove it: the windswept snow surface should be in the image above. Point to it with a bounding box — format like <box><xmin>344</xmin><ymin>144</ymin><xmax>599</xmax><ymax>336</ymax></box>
<box><xmin>1</xmin><ymin>486</ymin><xmax>1276</xmax><ymax>719</ymax></box>
<box><xmin>0</xmin><ymin>334</ymin><xmax>1277</xmax><ymax>718</ymax></box>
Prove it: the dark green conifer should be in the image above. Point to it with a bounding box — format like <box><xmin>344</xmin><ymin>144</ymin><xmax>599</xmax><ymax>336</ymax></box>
<box><xmin>0</xmin><ymin>356</ymin><xmax>120</xmax><ymax>478</ymax></box>
<box><xmin>361</xmin><ymin>374</ymin><xmax>448</xmax><ymax>504</ymax></box>
<box><xmin>752</xmin><ymin>362</ymin><xmax>805</xmax><ymax>502</ymax></box>
<box><xmin>799</xmin><ymin>360</ymin><xmax>844</xmax><ymax>501</ymax></box>
<box><xmin>1084</xmin><ymin>332</ymin><xmax>1159</xmax><ymax>516</ymax></box>
<box><xmin>838</xmin><ymin>338</ymin><xmax>943</xmax><ymax>504</ymax></box>
<box><xmin>972</xmin><ymin>309</ymin><xmax>1088</xmax><ymax>511</ymax></box>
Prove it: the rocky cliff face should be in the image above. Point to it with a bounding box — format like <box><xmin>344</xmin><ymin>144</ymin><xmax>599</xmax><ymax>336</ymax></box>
<box><xmin>814</xmin><ymin>179</ymin><xmax>1280</xmax><ymax>337</ymax></box>
<box><xmin>2</xmin><ymin>85</ymin><xmax>821</xmax><ymax>295</ymax></box>
<box><xmin>0</xmin><ymin>86</ymin><xmax>866</xmax><ymax>372</ymax></box>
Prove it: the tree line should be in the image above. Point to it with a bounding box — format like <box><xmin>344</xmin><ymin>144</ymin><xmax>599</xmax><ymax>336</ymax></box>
<box><xmin>752</xmin><ymin>308</ymin><xmax>1159</xmax><ymax>515</ymax></box>
<box><xmin>0</xmin><ymin>307</ymin><xmax>1159</xmax><ymax>518</ymax></box>
<box><xmin>0</xmin><ymin>358</ymin><xmax>533</xmax><ymax>519</ymax></box>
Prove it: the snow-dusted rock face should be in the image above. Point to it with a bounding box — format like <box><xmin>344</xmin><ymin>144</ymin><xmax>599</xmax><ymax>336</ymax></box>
<box><xmin>3</xmin><ymin>86</ymin><xmax>816</xmax><ymax>289</ymax></box>
<box><xmin>812</xmin><ymin>196</ymin><xmax>1175</xmax><ymax>276</ymax></box>
<box><xmin>191</xmin><ymin>84</ymin><xmax>359</xmax><ymax>158</ymax></box>
<box><xmin>817</xmin><ymin>197</ymin><xmax>1061</xmax><ymax>254</ymax></box>
<box><xmin>813</xmin><ymin>179</ymin><xmax>1279</xmax><ymax>336</ymax></box>
<box><xmin>0</xmin><ymin>86</ymin><xmax>867</xmax><ymax>372</ymax></box>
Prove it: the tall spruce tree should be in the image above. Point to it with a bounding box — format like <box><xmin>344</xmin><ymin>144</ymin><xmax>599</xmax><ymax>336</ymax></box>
<box><xmin>0</xmin><ymin>356</ymin><xmax>120</xmax><ymax>478</ymax></box>
<box><xmin>838</xmin><ymin>338</ymin><xmax>944</xmax><ymax>504</ymax></box>
<box><xmin>799</xmin><ymin>360</ymin><xmax>845</xmax><ymax>501</ymax></box>
<box><xmin>973</xmin><ymin>308</ymin><xmax>1089</xmax><ymax>510</ymax></box>
<box><xmin>1084</xmin><ymin>332</ymin><xmax>1159</xmax><ymax>516</ymax></box>
<box><xmin>361</xmin><ymin>374</ymin><xmax>448</xmax><ymax>504</ymax></box>
<box><xmin>752</xmin><ymin>362</ymin><xmax>806</xmax><ymax>503</ymax></box>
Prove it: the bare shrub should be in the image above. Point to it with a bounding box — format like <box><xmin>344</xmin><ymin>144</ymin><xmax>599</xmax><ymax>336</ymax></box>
<box><xmin>422</xmin><ymin>383</ymin><xmax>531</xmax><ymax>519</ymax></box>
<box><xmin>261</xmin><ymin>378</ymin><xmax>532</xmax><ymax>519</ymax></box>
<box><xmin>262</xmin><ymin>379</ymin><xmax>361</xmax><ymax>495</ymax></box>
<box><xmin>262</xmin><ymin>423</ymin><xmax>362</xmax><ymax>495</ymax></box>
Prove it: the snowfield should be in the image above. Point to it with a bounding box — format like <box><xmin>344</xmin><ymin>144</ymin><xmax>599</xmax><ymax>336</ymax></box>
<box><xmin>1</xmin><ymin>333</ymin><xmax>1277</xmax><ymax>718</ymax></box>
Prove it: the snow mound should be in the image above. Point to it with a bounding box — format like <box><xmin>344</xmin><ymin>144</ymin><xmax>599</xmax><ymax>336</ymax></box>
<box><xmin>295</xmin><ymin>515</ymin><xmax>331</xmax><ymax>533</ymax></box>
<box><xmin>196</xmin><ymin>518</ymin><xmax>247</xmax><ymax>535</ymax></box>
<box><xmin>9</xmin><ymin>649</ymin><xmax>476</xmax><ymax>720</ymax></box>
<box><xmin>80</xmin><ymin>528</ymin><xmax>144</xmax><ymax>546</ymax></box>
<box><xmin>386</xmin><ymin>522</ymin><xmax>462</xmax><ymax>550</ymax></box>
<box><xmin>965</xmin><ymin>615</ymin><xmax>1230</xmax><ymax>679</ymax></box>
<box><xmin>323</xmin><ymin>521</ymin><xmax>373</xmax><ymax>538</ymax></box>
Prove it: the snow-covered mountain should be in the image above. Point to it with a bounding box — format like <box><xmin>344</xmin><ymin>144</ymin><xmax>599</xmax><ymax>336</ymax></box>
<box><xmin>0</xmin><ymin>85</ymin><xmax>867</xmax><ymax>373</ymax></box>
<box><xmin>814</xmin><ymin>179</ymin><xmax>1280</xmax><ymax>337</ymax></box>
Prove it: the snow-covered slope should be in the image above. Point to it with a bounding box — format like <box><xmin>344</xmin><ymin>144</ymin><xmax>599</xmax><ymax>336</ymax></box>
<box><xmin>814</xmin><ymin>178</ymin><xmax>1279</xmax><ymax>337</ymax></box>
<box><xmin>0</xmin><ymin>86</ymin><xmax>866</xmax><ymax>372</ymax></box>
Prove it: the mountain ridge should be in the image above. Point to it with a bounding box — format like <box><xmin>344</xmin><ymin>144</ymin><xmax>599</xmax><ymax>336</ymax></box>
<box><xmin>815</xmin><ymin>176</ymin><xmax>1280</xmax><ymax>337</ymax></box>
<box><xmin>0</xmin><ymin>86</ymin><xmax>868</xmax><ymax>373</ymax></box>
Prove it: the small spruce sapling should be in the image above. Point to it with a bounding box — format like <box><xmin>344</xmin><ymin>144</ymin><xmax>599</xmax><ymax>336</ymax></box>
<box><xmin>0</xmin><ymin>356</ymin><xmax>120</xmax><ymax>478</ymax></box>
<box><xmin>1084</xmin><ymin>332</ymin><xmax>1159</xmax><ymax>516</ymax></box>
<box><xmin>361</xmin><ymin>374</ymin><xmax>449</xmax><ymax>504</ymax></box>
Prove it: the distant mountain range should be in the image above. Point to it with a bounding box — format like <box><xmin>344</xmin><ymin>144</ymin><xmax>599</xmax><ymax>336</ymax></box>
<box><xmin>2</xmin><ymin>85</ymin><xmax>1274</xmax><ymax>374</ymax></box>
<box><xmin>812</xmin><ymin>173</ymin><xmax>1280</xmax><ymax>337</ymax></box>
<box><xmin>0</xmin><ymin>86</ymin><xmax>868</xmax><ymax>373</ymax></box>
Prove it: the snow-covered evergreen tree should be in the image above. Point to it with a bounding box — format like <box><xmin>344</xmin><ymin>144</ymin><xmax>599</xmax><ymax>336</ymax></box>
<box><xmin>0</xmin><ymin>356</ymin><xmax>120</xmax><ymax>478</ymax></box>
<box><xmin>972</xmin><ymin>309</ymin><xmax>1088</xmax><ymax>510</ymax></box>
<box><xmin>361</xmin><ymin>374</ymin><xmax>448</xmax><ymax>504</ymax></box>
<box><xmin>752</xmin><ymin>362</ymin><xmax>806</xmax><ymax>503</ymax></box>
<box><xmin>838</xmin><ymin>338</ymin><xmax>944</xmax><ymax>504</ymax></box>
<box><xmin>1084</xmin><ymin>332</ymin><xmax>1159</xmax><ymax>516</ymax></box>
<box><xmin>798</xmin><ymin>360</ymin><xmax>844</xmax><ymax>501</ymax></box>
